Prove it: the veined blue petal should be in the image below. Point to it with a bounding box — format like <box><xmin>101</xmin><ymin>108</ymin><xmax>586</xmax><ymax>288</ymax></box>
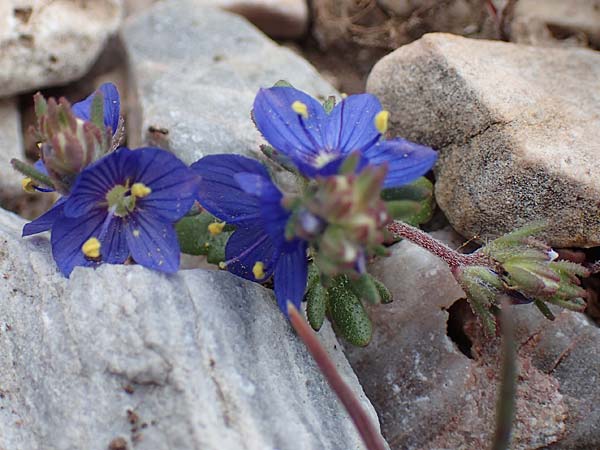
<box><xmin>274</xmin><ymin>241</ymin><xmax>309</xmax><ymax>314</ymax></box>
<box><xmin>63</xmin><ymin>147</ymin><xmax>136</xmax><ymax>217</ymax></box>
<box><xmin>22</xmin><ymin>198</ymin><xmax>66</xmax><ymax>237</ymax></box>
<box><xmin>72</xmin><ymin>82</ymin><xmax>121</xmax><ymax>134</ymax></box>
<box><xmin>131</xmin><ymin>147</ymin><xmax>199</xmax><ymax>221</ymax></box>
<box><xmin>224</xmin><ymin>226</ymin><xmax>278</xmax><ymax>282</ymax></box>
<box><xmin>363</xmin><ymin>138</ymin><xmax>438</xmax><ymax>189</ymax></box>
<box><xmin>324</xmin><ymin>94</ymin><xmax>382</xmax><ymax>155</ymax></box>
<box><xmin>125</xmin><ymin>212</ymin><xmax>180</xmax><ymax>273</ymax></box>
<box><xmin>253</xmin><ymin>87</ymin><xmax>327</xmax><ymax>173</ymax></box>
<box><xmin>50</xmin><ymin>208</ymin><xmax>108</xmax><ymax>277</ymax></box>
<box><xmin>191</xmin><ymin>154</ymin><xmax>268</xmax><ymax>225</ymax></box>
<box><xmin>232</xmin><ymin>172</ymin><xmax>293</xmax><ymax>250</ymax></box>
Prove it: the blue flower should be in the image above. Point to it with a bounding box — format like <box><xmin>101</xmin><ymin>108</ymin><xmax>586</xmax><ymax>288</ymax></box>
<box><xmin>25</xmin><ymin>147</ymin><xmax>199</xmax><ymax>277</ymax></box>
<box><xmin>24</xmin><ymin>83</ymin><xmax>122</xmax><ymax>232</ymax></box>
<box><xmin>252</xmin><ymin>86</ymin><xmax>437</xmax><ymax>188</ymax></box>
<box><xmin>72</xmin><ymin>82</ymin><xmax>121</xmax><ymax>134</ymax></box>
<box><xmin>191</xmin><ymin>154</ymin><xmax>308</xmax><ymax>314</ymax></box>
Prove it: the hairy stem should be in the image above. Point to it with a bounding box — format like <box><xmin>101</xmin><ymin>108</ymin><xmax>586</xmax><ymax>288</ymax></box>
<box><xmin>387</xmin><ymin>221</ymin><xmax>488</xmax><ymax>269</ymax></box>
<box><xmin>287</xmin><ymin>303</ymin><xmax>388</xmax><ymax>450</ymax></box>
<box><xmin>492</xmin><ymin>301</ymin><xmax>518</xmax><ymax>450</ymax></box>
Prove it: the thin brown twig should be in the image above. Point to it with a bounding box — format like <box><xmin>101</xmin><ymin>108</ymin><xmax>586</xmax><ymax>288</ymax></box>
<box><xmin>287</xmin><ymin>303</ymin><xmax>388</xmax><ymax>450</ymax></box>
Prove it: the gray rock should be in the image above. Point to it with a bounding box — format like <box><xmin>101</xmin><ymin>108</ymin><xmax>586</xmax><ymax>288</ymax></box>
<box><xmin>0</xmin><ymin>208</ymin><xmax>381</xmax><ymax>450</ymax></box>
<box><xmin>367</xmin><ymin>33</ymin><xmax>600</xmax><ymax>247</ymax></box>
<box><xmin>122</xmin><ymin>1</ymin><xmax>334</xmax><ymax>166</ymax></box>
<box><xmin>124</xmin><ymin>0</ymin><xmax>308</xmax><ymax>38</ymax></box>
<box><xmin>0</xmin><ymin>98</ymin><xmax>24</xmax><ymax>199</ymax></box>
<box><xmin>510</xmin><ymin>0</ymin><xmax>600</xmax><ymax>48</ymax></box>
<box><xmin>0</xmin><ymin>0</ymin><xmax>123</xmax><ymax>97</ymax></box>
<box><xmin>345</xmin><ymin>239</ymin><xmax>600</xmax><ymax>449</ymax></box>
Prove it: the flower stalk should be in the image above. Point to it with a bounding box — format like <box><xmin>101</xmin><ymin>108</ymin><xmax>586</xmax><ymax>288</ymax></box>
<box><xmin>287</xmin><ymin>303</ymin><xmax>388</xmax><ymax>450</ymax></box>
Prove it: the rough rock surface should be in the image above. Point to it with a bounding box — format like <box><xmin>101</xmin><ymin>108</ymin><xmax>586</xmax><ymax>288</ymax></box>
<box><xmin>367</xmin><ymin>33</ymin><xmax>600</xmax><ymax>247</ymax></box>
<box><xmin>345</xmin><ymin>239</ymin><xmax>600</xmax><ymax>449</ymax></box>
<box><xmin>122</xmin><ymin>1</ymin><xmax>333</xmax><ymax>166</ymax></box>
<box><xmin>0</xmin><ymin>208</ymin><xmax>381</xmax><ymax>450</ymax></box>
<box><xmin>510</xmin><ymin>0</ymin><xmax>600</xmax><ymax>48</ymax></box>
<box><xmin>0</xmin><ymin>98</ymin><xmax>24</xmax><ymax>199</ymax></box>
<box><xmin>0</xmin><ymin>0</ymin><xmax>123</xmax><ymax>97</ymax></box>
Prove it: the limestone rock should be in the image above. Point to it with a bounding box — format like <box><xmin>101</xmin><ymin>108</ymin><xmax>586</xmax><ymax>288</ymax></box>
<box><xmin>367</xmin><ymin>33</ymin><xmax>600</xmax><ymax>247</ymax></box>
<box><xmin>510</xmin><ymin>0</ymin><xmax>600</xmax><ymax>48</ymax></box>
<box><xmin>345</xmin><ymin>239</ymin><xmax>600</xmax><ymax>449</ymax></box>
<box><xmin>0</xmin><ymin>98</ymin><xmax>24</xmax><ymax>200</ymax></box>
<box><xmin>0</xmin><ymin>0</ymin><xmax>123</xmax><ymax>97</ymax></box>
<box><xmin>0</xmin><ymin>208</ymin><xmax>381</xmax><ymax>450</ymax></box>
<box><xmin>122</xmin><ymin>1</ymin><xmax>332</xmax><ymax>166</ymax></box>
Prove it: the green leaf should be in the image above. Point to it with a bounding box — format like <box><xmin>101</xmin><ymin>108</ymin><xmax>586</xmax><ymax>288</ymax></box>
<box><xmin>322</xmin><ymin>96</ymin><xmax>336</xmax><ymax>114</ymax></box>
<box><xmin>273</xmin><ymin>80</ymin><xmax>293</xmax><ymax>88</ymax></box>
<box><xmin>175</xmin><ymin>211</ymin><xmax>231</xmax><ymax>265</ymax></box>
<box><xmin>90</xmin><ymin>91</ymin><xmax>105</xmax><ymax>130</ymax></box>
<box><xmin>372</xmin><ymin>277</ymin><xmax>392</xmax><ymax>304</ymax></box>
<box><xmin>381</xmin><ymin>177</ymin><xmax>433</xmax><ymax>201</ymax></box>
<box><xmin>10</xmin><ymin>158</ymin><xmax>54</xmax><ymax>188</ymax></box>
<box><xmin>533</xmin><ymin>299</ymin><xmax>555</xmax><ymax>320</ymax></box>
<box><xmin>306</xmin><ymin>282</ymin><xmax>327</xmax><ymax>331</ymax></box>
<box><xmin>328</xmin><ymin>275</ymin><xmax>373</xmax><ymax>346</ymax></box>
<box><xmin>349</xmin><ymin>274</ymin><xmax>381</xmax><ymax>305</ymax></box>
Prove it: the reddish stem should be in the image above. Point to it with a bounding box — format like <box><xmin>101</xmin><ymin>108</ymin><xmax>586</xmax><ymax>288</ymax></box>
<box><xmin>287</xmin><ymin>303</ymin><xmax>388</xmax><ymax>450</ymax></box>
<box><xmin>386</xmin><ymin>221</ymin><xmax>489</xmax><ymax>269</ymax></box>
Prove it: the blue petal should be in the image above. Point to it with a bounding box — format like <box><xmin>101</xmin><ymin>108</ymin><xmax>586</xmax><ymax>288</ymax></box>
<box><xmin>274</xmin><ymin>241</ymin><xmax>309</xmax><ymax>314</ymax></box>
<box><xmin>132</xmin><ymin>147</ymin><xmax>199</xmax><ymax>221</ymax></box>
<box><xmin>253</xmin><ymin>87</ymin><xmax>327</xmax><ymax>175</ymax></box>
<box><xmin>362</xmin><ymin>138</ymin><xmax>438</xmax><ymax>189</ymax></box>
<box><xmin>50</xmin><ymin>209</ymin><xmax>107</xmax><ymax>277</ymax></box>
<box><xmin>32</xmin><ymin>160</ymin><xmax>54</xmax><ymax>192</ymax></box>
<box><xmin>191</xmin><ymin>154</ymin><xmax>269</xmax><ymax>225</ymax></box>
<box><xmin>22</xmin><ymin>198</ymin><xmax>66</xmax><ymax>237</ymax></box>
<box><xmin>224</xmin><ymin>225</ymin><xmax>278</xmax><ymax>282</ymax></box>
<box><xmin>63</xmin><ymin>147</ymin><xmax>137</xmax><ymax>217</ymax></box>
<box><xmin>72</xmin><ymin>83</ymin><xmax>121</xmax><ymax>134</ymax></box>
<box><xmin>125</xmin><ymin>212</ymin><xmax>180</xmax><ymax>273</ymax></box>
<box><xmin>324</xmin><ymin>94</ymin><xmax>382</xmax><ymax>155</ymax></box>
<box><xmin>232</xmin><ymin>172</ymin><xmax>292</xmax><ymax>250</ymax></box>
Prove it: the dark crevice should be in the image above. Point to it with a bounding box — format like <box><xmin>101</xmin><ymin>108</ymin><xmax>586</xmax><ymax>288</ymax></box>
<box><xmin>446</xmin><ymin>298</ymin><xmax>474</xmax><ymax>359</ymax></box>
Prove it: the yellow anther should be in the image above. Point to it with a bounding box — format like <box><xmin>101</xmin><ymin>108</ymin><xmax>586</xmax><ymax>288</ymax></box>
<box><xmin>133</xmin><ymin>229</ymin><xmax>140</xmax><ymax>237</ymax></box>
<box><xmin>36</xmin><ymin>142</ymin><xmax>42</xmax><ymax>149</ymax></box>
<box><xmin>374</xmin><ymin>110</ymin><xmax>389</xmax><ymax>134</ymax></box>
<box><xmin>218</xmin><ymin>261</ymin><xmax>227</xmax><ymax>269</ymax></box>
<box><xmin>252</xmin><ymin>261</ymin><xmax>265</xmax><ymax>280</ymax></box>
<box><xmin>21</xmin><ymin>177</ymin><xmax>36</xmax><ymax>193</ymax></box>
<box><xmin>208</xmin><ymin>222</ymin><xmax>225</xmax><ymax>236</ymax></box>
<box><xmin>340</xmin><ymin>93</ymin><xmax>348</xmax><ymax>99</ymax></box>
<box><xmin>291</xmin><ymin>101</ymin><xmax>309</xmax><ymax>118</ymax></box>
<box><xmin>82</xmin><ymin>237</ymin><xmax>101</xmax><ymax>258</ymax></box>
<box><xmin>131</xmin><ymin>182</ymin><xmax>151</xmax><ymax>198</ymax></box>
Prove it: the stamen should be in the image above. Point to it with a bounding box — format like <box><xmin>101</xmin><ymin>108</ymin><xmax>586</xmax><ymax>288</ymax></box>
<box><xmin>252</xmin><ymin>261</ymin><xmax>265</xmax><ymax>280</ymax></box>
<box><xmin>208</xmin><ymin>222</ymin><xmax>225</xmax><ymax>235</ymax></box>
<box><xmin>133</xmin><ymin>229</ymin><xmax>141</xmax><ymax>237</ymax></box>
<box><xmin>131</xmin><ymin>182</ymin><xmax>151</xmax><ymax>198</ymax></box>
<box><xmin>82</xmin><ymin>237</ymin><xmax>101</xmax><ymax>258</ymax></box>
<box><xmin>218</xmin><ymin>261</ymin><xmax>227</xmax><ymax>269</ymax></box>
<box><xmin>291</xmin><ymin>101</ymin><xmax>309</xmax><ymax>118</ymax></box>
<box><xmin>36</xmin><ymin>142</ymin><xmax>42</xmax><ymax>149</ymax></box>
<box><xmin>21</xmin><ymin>177</ymin><xmax>36</xmax><ymax>193</ymax></box>
<box><xmin>374</xmin><ymin>110</ymin><xmax>389</xmax><ymax>134</ymax></box>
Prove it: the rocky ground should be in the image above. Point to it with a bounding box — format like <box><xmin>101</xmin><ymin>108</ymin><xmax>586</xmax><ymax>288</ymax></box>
<box><xmin>0</xmin><ymin>1</ymin><xmax>599</xmax><ymax>449</ymax></box>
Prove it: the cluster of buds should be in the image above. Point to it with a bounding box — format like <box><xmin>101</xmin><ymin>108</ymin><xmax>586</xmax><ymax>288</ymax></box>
<box><xmin>290</xmin><ymin>153</ymin><xmax>390</xmax><ymax>278</ymax></box>
<box><xmin>454</xmin><ymin>223</ymin><xmax>589</xmax><ymax>332</ymax></box>
<box><xmin>31</xmin><ymin>93</ymin><xmax>112</xmax><ymax>194</ymax></box>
